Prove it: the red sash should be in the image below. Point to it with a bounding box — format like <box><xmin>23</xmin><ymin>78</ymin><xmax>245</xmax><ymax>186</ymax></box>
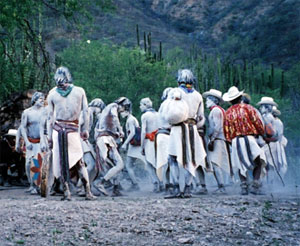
<box><xmin>28</xmin><ymin>138</ymin><xmax>40</xmax><ymax>143</ymax></box>
<box><xmin>145</xmin><ymin>129</ymin><xmax>158</xmax><ymax>142</ymax></box>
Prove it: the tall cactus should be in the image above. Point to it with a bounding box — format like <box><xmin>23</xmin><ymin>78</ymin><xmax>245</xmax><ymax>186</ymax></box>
<box><xmin>280</xmin><ymin>71</ymin><xmax>285</xmax><ymax>97</ymax></box>
<box><xmin>136</xmin><ymin>24</ymin><xmax>140</xmax><ymax>47</ymax></box>
<box><xmin>261</xmin><ymin>72</ymin><xmax>265</xmax><ymax>94</ymax></box>
<box><xmin>147</xmin><ymin>32</ymin><xmax>151</xmax><ymax>57</ymax></box>
<box><xmin>159</xmin><ymin>41</ymin><xmax>162</xmax><ymax>61</ymax></box>
<box><xmin>143</xmin><ymin>32</ymin><xmax>147</xmax><ymax>53</ymax></box>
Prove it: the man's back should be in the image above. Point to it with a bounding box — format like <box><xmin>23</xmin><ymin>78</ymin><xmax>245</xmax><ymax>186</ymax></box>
<box><xmin>141</xmin><ymin>110</ymin><xmax>159</xmax><ymax>133</ymax></box>
<box><xmin>224</xmin><ymin>103</ymin><xmax>264</xmax><ymax>142</ymax></box>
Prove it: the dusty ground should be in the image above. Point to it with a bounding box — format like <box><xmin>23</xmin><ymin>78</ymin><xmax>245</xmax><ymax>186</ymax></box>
<box><xmin>0</xmin><ymin>185</ymin><xmax>299</xmax><ymax>246</ymax></box>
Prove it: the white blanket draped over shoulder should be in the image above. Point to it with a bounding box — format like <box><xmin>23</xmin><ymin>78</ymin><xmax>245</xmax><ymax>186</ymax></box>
<box><xmin>263</xmin><ymin>136</ymin><xmax>287</xmax><ymax>175</ymax></box>
<box><xmin>166</xmin><ymin>88</ymin><xmax>206</xmax><ymax>176</ymax></box>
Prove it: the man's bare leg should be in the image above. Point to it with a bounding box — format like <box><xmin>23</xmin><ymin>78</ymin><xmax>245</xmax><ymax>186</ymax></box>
<box><xmin>97</xmin><ymin>147</ymin><xmax>124</xmax><ymax>196</ymax></box>
<box><xmin>76</xmin><ymin>160</ymin><xmax>96</xmax><ymax>200</ymax></box>
<box><xmin>126</xmin><ymin>156</ymin><xmax>139</xmax><ymax>190</ymax></box>
<box><xmin>194</xmin><ymin>166</ymin><xmax>208</xmax><ymax>195</ymax></box>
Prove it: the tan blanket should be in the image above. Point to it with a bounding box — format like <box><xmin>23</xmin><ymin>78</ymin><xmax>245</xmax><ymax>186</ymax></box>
<box><xmin>52</xmin><ymin>130</ymin><xmax>83</xmax><ymax>179</ymax></box>
<box><xmin>169</xmin><ymin>124</ymin><xmax>206</xmax><ymax>176</ymax></box>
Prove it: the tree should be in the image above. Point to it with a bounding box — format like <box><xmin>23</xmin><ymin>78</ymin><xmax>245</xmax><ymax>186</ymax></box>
<box><xmin>0</xmin><ymin>0</ymin><xmax>114</xmax><ymax>102</ymax></box>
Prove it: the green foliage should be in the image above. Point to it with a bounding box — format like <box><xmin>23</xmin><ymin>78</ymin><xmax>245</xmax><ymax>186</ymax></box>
<box><xmin>58</xmin><ymin>41</ymin><xmax>174</xmax><ymax>116</ymax></box>
<box><xmin>0</xmin><ymin>0</ymin><xmax>114</xmax><ymax>103</ymax></box>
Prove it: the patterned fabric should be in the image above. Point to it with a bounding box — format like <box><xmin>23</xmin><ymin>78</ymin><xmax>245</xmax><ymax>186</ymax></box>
<box><xmin>224</xmin><ymin>103</ymin><xmax>264</xmax><ymax>142</ymax></box>
<box><xmin>30</xmin><ymin>153</ymin><xmax>43</xmax><ymax>186</ymax></box>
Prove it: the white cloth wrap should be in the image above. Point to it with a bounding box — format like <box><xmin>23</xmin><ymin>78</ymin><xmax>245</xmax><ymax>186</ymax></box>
<box><xmin>52</xmin><ymin>130</ymin><xmax>83</xmax><ymax>179</ymax></box>
<box><xmin>156</xmin><ymin>133</ymin><xmax>170</xmax><ymax>181</ymax></box>
<box><xmin>207</xmin><ymin>139</ymin><xmax>230</xmax><ymax>174</ymax></box>
<box><xmin>26</xmin><ymin>142</ymin><xmax>41</xmax><ymax>160</ymax></box>
<box><xmin>169</xmin><ymin>124</ymin><xmax>206</xmax><ymax>176</ymax></box>
<box><xmin>163</xmin><ymin>98</ymin><xmax>189</xmax><ymax>125</ymax></box>
<box><xmin>128</xmin><ymin>144</ymin><xmax>145</xmax><ymax>161</ymax></box>
<box><xmin>96</xmin><ymin>135</ymin><xmax>117</xmax><ymax>162</ymax></box>
<box><xmin>27</xmin><ymin>142</ymin><xmax>41</xmax><ymax>181</ymax></box>
<box><xmin>264</xmin><ymin>141</ymin><xmax>287</xmax><ymax>175</ymax></box>
<box><xmin>144</xmin><ymin>138</ymin><xmax>156</xmax><ymax>168</ymax></box>
<box><xmin>231</xmin><ymin>135</ymin><xmax>266</xmax><ymax>178</ymax></box>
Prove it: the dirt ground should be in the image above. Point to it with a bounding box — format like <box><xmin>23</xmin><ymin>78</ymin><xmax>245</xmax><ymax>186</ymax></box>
<box><xmin>0</xmin><ymin>184</ymin><xmax>299</xmax><ymax>246</ymax></box>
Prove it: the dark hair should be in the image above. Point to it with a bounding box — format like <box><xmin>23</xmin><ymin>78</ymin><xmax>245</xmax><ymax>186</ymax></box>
<box><xmin>230</xmin><ymin>95</ymin><xmax>242</xmax><ymax>105</ymax></box>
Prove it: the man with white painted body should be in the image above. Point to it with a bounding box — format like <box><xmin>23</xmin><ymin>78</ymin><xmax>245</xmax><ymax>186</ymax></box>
<box><xmin>166</xmin><ymin>69</ymin><xmax>207</xmax><ymax>198</ymax></box>
<box><xmin>94</xmin><ymin>97</ymin><xmax>126</xmax><ymax>196</ymax></box>
<box><xmin>257</xmin><ymin>97</ymin><xmax>285</xmax><ymax>184</ymax></box>
<box><xmin>271</xmin><ymin>107</ymin><xmax>288</xmax><ymax>177</ymax></box>
<box><xmin>47</xmin><ymin>66</ymin><xmax>94</xmax><ymax>201</ymax></box>
<box><xmin>19</xmin><ymin>92</ymin><xmax>47</xmax><ymax>194</ymax></box>
<box><xmin>120</xmin><ymin>98</ymin><xmax>145</xmax><ymax>191</ymax></box>
<box><xmin>77</xmin><ymin>98</ymin><xmax>106</xmax><ymax>195</ymax></box>
<box><xmin>203</xmin><ymin>89</ymin><xmax>231</xmax><ymax>193</ymax></box>
<box><xmin>156</xmin><ymin>87</ymin><xmax>173</xmax><ymax>192</ymax></box>
<box><xmin>140</xmin><ymin>97</ymin><xmax>161</xmax><ymax>192</ymax></box>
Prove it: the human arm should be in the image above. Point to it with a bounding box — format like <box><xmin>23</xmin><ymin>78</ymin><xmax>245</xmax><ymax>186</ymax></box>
<box><xmin>80</xmin><ymin>89</ymin><xmax>89</xmax><ymax>140</ymax></box>
<box><xmin>196</xmin><ymin>98</ymin><xmax>205</xmax><ymax>128</ymax></box>
<box><xmin>209</xmin><ymin>108</ymin><xmax>223</xmax><ymax>142</ymax></box>
<box><xmin>140</xmin><ymin>114</ymin><xmax>147</xmax><ymax>155</ymax></box>
<box><xmin>121</xmin><ymin>118</ymin><xmax>135</xmax><ymax>150</ymax></box>
<box><xmin>15</xmin><ymin>126</ymin><xmax>22</xmax><ymax>153</ymax></box>
<box><xmin>40</xmin><ymin>108</ymin><xmax>48</xmax><ymax>152</ymax></box>
<box><xmin>47</xmin><ymin>95</ymin><xmax>55</xmax><ymax>148</ymax></box>
<box><xmin>20</xmin><ymin>111</ymin><xmax>33</xmax><ymax>151</ymax></box>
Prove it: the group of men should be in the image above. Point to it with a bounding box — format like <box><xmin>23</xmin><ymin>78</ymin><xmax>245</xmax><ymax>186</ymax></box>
<box><xmin>11</xmin><ymin>66</ymin><xmax>287</xmax><ymax>200</ymax></box>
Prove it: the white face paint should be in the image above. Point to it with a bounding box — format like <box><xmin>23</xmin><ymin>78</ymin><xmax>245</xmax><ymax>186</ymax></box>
<box><xmin>117</xmin><ymin>104</ymin><xmax>125</xmax><ymax>113</ymax></box>
<box><xmin>206</xmin><ymin>98</ymin><xmax>215</xmax><ymax>109</ymax></box>
<box><xmin>260</xmin><ymin>105</ymin><xmax>268</xmax><ymax>114</ymax></box>
<box><xmin>92</xmin><ymin>107</ymin><xmax>101</xmax><ymax>115</ymax></box>
<box><xmin>35</xmin><ymin>96</ymin><xmax>45</xmax><ymax>107</ymax></box>
<box><xmin>120</xmin><ymin>111</ymin><xmax>129</xmax><ymax>119</ymax></box>
<box><xmin>140</xmin><ymin>103</ymin><xmax>147</xmax><ymax>113</ymax></box>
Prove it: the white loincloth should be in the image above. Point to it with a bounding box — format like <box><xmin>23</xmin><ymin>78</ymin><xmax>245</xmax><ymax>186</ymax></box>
<box><xmin>168</xmin><ymin>124</ymin><xmax>206</xmax><ymax>176</ymax></box>
<box><xmin>156</xmin><ymin>133</ymin><xmax>169</xmax><ymax>181</ymax></box>
<box><xmin>81</xmin><ymin>139</ymin><xmax>96</xmax><ymax>159</ymax></box>
<box><xmin>264</xmin><ymin>141</ymin><xmax>287</xmax><ymax>175</ymax></box>
<box><xmin>231</xmin><ymin>135</ymin><xmax>266</xmax><ymax>178</ymax></box>
<box><xmin>144</xmin><ymin>138</ymin><xmax>156</xmax><ymax>168</ymax></box>
<box><xmin>207</xmin><ymin>139</ymin><xmax>230</xmax><ymax>174</ymax></box>
<box><xmin>26</xmin><ymin>142</ymin><xmax>41</xmax><ymax>160</ymax></box>
<box><xmin>96</xmin><ymin>135</ymin><xmax>117</xmax><ymax>162</ymax></box>
<box><xmin>127</xmin><ymin>144</ymin><xmax>145</xmax><ymax>162</ymax></box>
<box><xmin>27</xmin><ymin>142</ymin><xmax>42</xmax><ymax>183</ymax></box>
<box><xmin>52</xmin><ymin>130</ymin><xmax>83</xmax><ymax>179</ymax></box>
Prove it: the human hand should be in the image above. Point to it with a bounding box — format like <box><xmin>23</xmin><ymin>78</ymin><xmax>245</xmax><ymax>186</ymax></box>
<box><xmin>48</xmin><ymin>139</ymin><xmax>53</xmax><ymax>149</ymax></box>
<box><xmin>121</xmin><ymin>142</ymin><xmax>128</xmax><ymax>150</ymax></box>
<box><xmin>26</xmin><ymin>143</ymin><xmax>33</xmax><ymax>151</ymax></box>
<box><xmin>16</xmin><ymin>144</ymin><xmax>21</xmax><ymax>153</ymax></box>
<box><xmin>208</xmin><ymin>140</ymin><xmax>214</xmax><ymax>151</ymax></box>
<box><xmin>81</xmin><ymin>130</ymin><xmax>89</xmax><ymax>140</ymax></box>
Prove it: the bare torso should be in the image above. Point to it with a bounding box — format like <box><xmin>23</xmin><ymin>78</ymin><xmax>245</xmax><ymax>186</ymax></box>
<box><xmin>48</xmin><ymin>86</ymin><xmax>84</xmax><ymax>121</ymax></box>
<box><xmin>97</xmin><ymin>103</ymin><xmax>122</xmax><ymax>135</ymax></box>
<box><xmin>141</xmin><ymin>111</ymin><xmax>159</xmax><ymax>134</ymax></box>
<box><xmin>22</xmin><ymin>107</ymin><xmax>46</xmax><ymax>139</ymax></box>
